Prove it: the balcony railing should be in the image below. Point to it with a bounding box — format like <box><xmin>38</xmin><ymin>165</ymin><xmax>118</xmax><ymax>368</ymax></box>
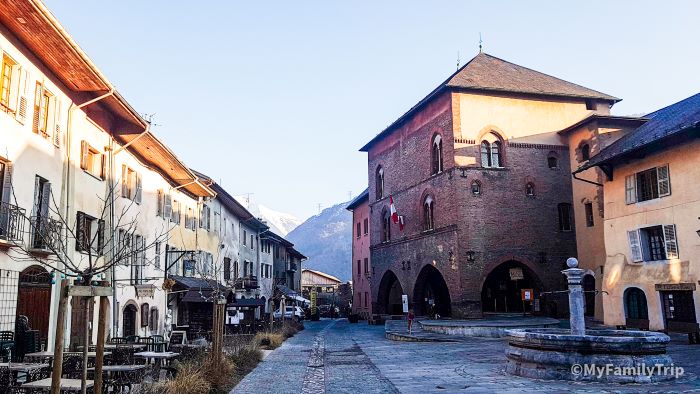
<box><xmin>29</xmin><ymin>215</ymin><xmax>63</xmax><ymax>252</ymax></box>
<box><xmin>0</xmin><ymin>202</ymin><xmax>26</xmax><ymax>243</ymax></box>
<box><xmin>234</xmin><ymin>275</ymin><xmax>259</xmax><ymax>290</ymax></box>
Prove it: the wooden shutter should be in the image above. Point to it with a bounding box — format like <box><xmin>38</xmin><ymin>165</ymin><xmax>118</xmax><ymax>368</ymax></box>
<box><xmin>199</xmin><ymin>206</ymin><xmax>204</xmax><ymax>228</ymax></box>
<box><xmin>625</xmin><ymin>174</ymin><xmax>637</xmax><ymax>204</ymax></box>
<box><xmin>15</xmin><ymin>69</ymin><xmax>28</xmax><ymax>124</ymax></box>
<box><xmin>75</xmin><ymin>211</ymin><xmax>85</xmax><ymax>251</ymax></box>
<box><xmin>121</xmin><ymin>165</ymin><xmax>128</xmax><ymax>197</ymax></box>
<box><xmin>32</xmin><ymin>83</ymin><xmax>42</xmax><ymax>134</ymax></box>
<box><xmin>8</xmin><ymin>64</ymin><xmax>20</xmax><ymax>112</ymax></box>
<box><xmin>53</xmin><ymin>99</ymin><xmax>62</xmax><ymax>147</ymax></box>
<box><xmin>1</xmin><ymin>163</ymin><xmax>13</xmax><ymax>205</ymax></box>
<box><xmin>627</xmin><ymin>230</ymin><xmax>643</xmax><ymax>262</ymax></box>
<box><xmin>663</xmin><ymin>224</ymin><xmax>678</xmax><ymax>259</ymax></box>
<box><xmin>135</xmin><ymin>173</ymin><xmax>142</xmax><ymax>203</ymax></box>
<box><xmin>39</xmin><ymin>182</ymin><xmax>51</xmax><ymax>217</ymax></box>
<box><xmin>80</xmin><ymin>141</ymin><xmax>89</xmax><ymax>170</ymax></box>
<box><xmin>97</xmin><ymin>219</ymin><xmax>105</xmax><ymax>255</ymax></box>
<box><xmin>164</xmin><ymin>193</ymin><xmax>172</xmax><ymax>220</ymax></box>
<box><xmin>156</xmin><ymin>189</ymin><xmax>163</xmax><ymax>217</ymax></box>
<box><xmin>100</xmin><ymin>153</ymin><xmax>106</xmax><ymax>180</ymax></box>
<box><xmin>656</xmin><ymin>165</ymin><xmax>670</xmax><ymax>197</ymax></box>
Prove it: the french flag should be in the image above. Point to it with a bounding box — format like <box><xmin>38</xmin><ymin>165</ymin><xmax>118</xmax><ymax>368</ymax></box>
<box><xmin>390</xmin><ymin>195</ymin><xmax>399</xmax><ymax>224</ymax></box>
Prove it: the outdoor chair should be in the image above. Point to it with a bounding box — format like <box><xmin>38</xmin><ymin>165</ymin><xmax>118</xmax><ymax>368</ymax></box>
<box><xmin>110</xmin><ymin>345</ymin><xmax>135</xmax><ymax>365</ymax></box>
<box><xmin>1</xmin><ymin>365</ymin><xmax>14</xmax><ymax>392</ymax></box>
<box><xmin>107</xmin><ymin>337</ymin><xmax>127</xmax><ymax>345</ymax></box>
<box><xmin>150</xmin><ymin>335</ymin><xmax>166</xmax><ymax>352</ymax></box>
<box><xmin>24</xmin><ymin>365</ymin><xmax>51</xmax><ymax>383</ymax></box>
<box><xmin>125</xmin><ymin>335</ymin><xmax>139</xmax><ymax>343</ymax></box>
<box><xmin>61</xmin><ymin>355</ymin><xmax>84</xmax><ymax>379</ymax></box>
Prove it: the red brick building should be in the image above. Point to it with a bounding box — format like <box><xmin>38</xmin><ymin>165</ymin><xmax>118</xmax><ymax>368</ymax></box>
<box><xmin>360</xmin><ymin>52</ymin><xmax>620</xmax><ymax>318</ymax></box>
<box><xmin>347</xmin><ymin>189</ymin><xmax>372</xmax><ymax>318</ymax></box>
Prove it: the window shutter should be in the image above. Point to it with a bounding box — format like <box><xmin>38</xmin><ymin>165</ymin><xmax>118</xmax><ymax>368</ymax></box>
<box><xmin>656</xmin><ymin>165</ymin><xmax>670</xmax><ymax>197</ymax></box>
<box><xmin>75</xmin><ymin>211</ymin><xmax>85</xmax><ymax>251</ymax></box>
<box><xmin>32</xmin><ymin>83</ymin><xmax>41</xmax><ymax>134</ymax></box>
<box><xmin>156</xmin><ymin>189</ymin><xmax>163</xmax><ymax>217</ymax></box>
<box><xmin>39</xmin><ymin>182</ymin><xmax>51</xmax><ymax>218</ymax></box>
<box><xmin>53</xmin><ymin>99</ymin><xmax>62</xmax><ymax>147</ymax></box>
<box><xmin>164</xmin><ymin>193</ymin><xmax>172</xmax><ymax>220</ymax></box>
<box><xmin>8</xmin><ymin>64</ymin><xmax>20</xmax><ymax>112</ymax></box>
<box><xmin>121</xmin><ymin>165</ymin><xmax>128</xmax><ymax>197</ymax></box>
<box><xmin>1</xmin><ymin>163</ymin><xmax>13</xmax><ymax>205</ymax></box>
<box><xmin>199</xmin><ymin>206</ymin><xmax>204</xmax><ymax>228</ymax></box>
<box><xmin>97</xmin><ymin>219</ymin><xmax>105</xmax><ymax>254</ymax></box>
<box><xmin>135</xmin><ymin>173</ymin><xmax>142</xmax><ymax>203</ymax></box>
<box><xmin>80</xmin><ymin>141</ymin><xmax>89</xmax><ymax>170</ymax></box>
<box><xmin>625</xmin><ymin>174</ymin><xmax>637</xmax><ymax>204</ymax></box>
<box><xmin>100</xmin><ymin>153</ymin><xmax>106</xmax><ymax>180</ymax></box>
<box><xmin>15</xmin><ymin>69</ymin><xmax>28</xmax><ymax>124</ymax></box>
<box><xmin>663</xmin><ymin>224</ymin><xmax>678</xmax><ymax>259</ymax></box>
<box><xmin>627</xmin><ymin>230</ymin><xmax>643</xmax><ymax>262</ymax></box>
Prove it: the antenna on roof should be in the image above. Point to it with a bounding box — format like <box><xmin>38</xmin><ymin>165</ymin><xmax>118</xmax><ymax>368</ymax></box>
<box><xmin>457</xmin><ymin>51</ymin><xmax>460</xmax><ymax>70</ymax></box>
<box><xmin>479</xmin><ymin>32</ymin><xmax>483</xmax><ymax>53</ymax></box>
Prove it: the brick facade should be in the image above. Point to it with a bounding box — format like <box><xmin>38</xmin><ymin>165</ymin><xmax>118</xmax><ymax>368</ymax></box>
<box><xmin>365</xmin><ymin>91</ymin><xmax>578</xmax><ymax>318</ymax></box>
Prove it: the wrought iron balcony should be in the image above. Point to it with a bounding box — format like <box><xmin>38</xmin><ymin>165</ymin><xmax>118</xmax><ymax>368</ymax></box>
<box><xmin>29</xmin><ymin>215</ymin><xmax>63</xmax><ymax>253</ymax></box>
<box><xmin>234</xmin><ymin>275</ymin><xmax>259</xmax><ymax>290</ymax></box>
<box><xmin>0</xmin><ymin>202</ymin><xmax>26</xmax><ymax>243</ymax></box>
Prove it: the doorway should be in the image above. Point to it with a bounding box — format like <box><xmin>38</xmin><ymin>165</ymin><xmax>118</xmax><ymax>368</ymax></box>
<box><xmin>16</xmin><ymin>266</ymin><xmax>52</xmax><ymax>346</ymax></box>
<box><xmin>123</xmin><ymin>304</ymin><xmax>138</xmax><ymax>337</ymax></box>
<box><xmin>481</xmin><ymin>260</ymin><xmax>542</xmax><ymax>313</ymax></box>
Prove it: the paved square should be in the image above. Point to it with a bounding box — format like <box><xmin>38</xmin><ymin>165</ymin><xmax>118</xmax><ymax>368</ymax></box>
<box><xmin>232</xmin><ymin>319</ymin><xmax>700</xmax><ymax>393</ymax></box>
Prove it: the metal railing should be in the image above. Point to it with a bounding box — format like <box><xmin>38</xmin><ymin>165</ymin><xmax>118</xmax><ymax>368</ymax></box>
<box><xmin>0</xmin><ymin>202</ymin><xmax>26</xmax><ymax>243</ymax></box>
<box><xmin>234</xmin><ymin>275</ymin><xmax>259</xmax><ymax>290</ymax></box>
<box><xmin>29</xmin><ymin>215</ymin><xmax>62</xmax><ymax>252</ymax></box>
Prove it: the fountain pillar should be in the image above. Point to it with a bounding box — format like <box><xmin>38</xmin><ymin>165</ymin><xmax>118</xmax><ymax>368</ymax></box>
<box><xmin>562</xmin><ymin>257</ymin><xmax>585</xmax><ymax>336</ymax></box>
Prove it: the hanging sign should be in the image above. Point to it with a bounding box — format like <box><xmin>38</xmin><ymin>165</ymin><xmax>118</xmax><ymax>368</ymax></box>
<box><xmin>509</xmin><ymin>268</ymin><xmax>524</xmax><ymax>281</ymax></box>
<box><xmin>521</xmin><ymin>289</ymin><xmax>533</xmax><ymax>301</ymax></box>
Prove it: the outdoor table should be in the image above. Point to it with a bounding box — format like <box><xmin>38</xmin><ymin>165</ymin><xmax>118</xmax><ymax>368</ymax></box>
<box><xmin>103</xmin><ymin>343</ymin><xmax>147</xmax><ymax>350</ymax></box>
<box><xmin>0</xmin><ymin>362</ymin><xmax>49</xmax><ymax>372</ymax></box>
<box><xmin>88</xmin><ymin>364</ymin><xmax>147</xmax><ymax>373</ymax></box>
<box><xmin>25</xmin><ymin>351</ymin><xmax>111</xmax><ymax>358</ymax></box>
<box><xmin>22</xmin><ymin>377</ymin><xmax>94</xmax><ymax>391</ymax></box>
<box><xmin>134</xmin><ymin>351</ymin><xmax>179</xmax><ymax>381</ymax></box>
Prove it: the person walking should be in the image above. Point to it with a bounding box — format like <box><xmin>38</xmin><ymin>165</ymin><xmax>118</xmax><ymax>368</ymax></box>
<box><xmin>407</xmin><ymin>309</ymin><xmax>415</xmax><ymax>334</ymax></box>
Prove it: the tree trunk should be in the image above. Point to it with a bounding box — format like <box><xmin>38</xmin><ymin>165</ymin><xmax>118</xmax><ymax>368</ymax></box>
<box><xmin>93</xmin><ymin>296</ymin><xmax>109</xmax><ymax>394</ymax></box>
<box><xmin>80</xmin><ymin>296</ymin><xmax>92</xmax><ymax>394</ymax></box>
<box><xmin>51</xmin><ymin>279</ymin><xmax>69</xmax><ymax>394</ymax></box>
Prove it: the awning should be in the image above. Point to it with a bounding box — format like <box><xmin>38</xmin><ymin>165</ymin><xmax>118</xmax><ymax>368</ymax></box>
<box><xmin>181</xmin><ymin>289</ymin><xmax>216</xmax><ymax>303</ymax></box>
<box><xmin>171</xmin><ymin>276</ymin><xmax>230</xmax><ymax>303</ymax></box>
<box><xmin>294</xmin><ymin>296</ymin><xmax>310</xmax><ymax>305</ymax></box>
<box><xmin>276</xmin><ymin>285</ymin><xmax>298</xmax><ymax>297</ymax></box>
<box><xmin>229</xmin><ymin>298</ymin><xmax>266</xmax><ymax>308</ymax></box>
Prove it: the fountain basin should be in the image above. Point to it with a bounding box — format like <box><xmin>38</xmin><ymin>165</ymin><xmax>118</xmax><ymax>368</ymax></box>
<box><xmin>505</xmin><ymin>328</ymin><xmax>675</xmax><ymax>383</ymax></box>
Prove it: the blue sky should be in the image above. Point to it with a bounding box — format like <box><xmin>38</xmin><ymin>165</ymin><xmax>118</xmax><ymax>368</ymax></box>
<box><xmin>44</xmin><ymin>1</ymin><xmax>699</xmax><ymax>220</ymax></box>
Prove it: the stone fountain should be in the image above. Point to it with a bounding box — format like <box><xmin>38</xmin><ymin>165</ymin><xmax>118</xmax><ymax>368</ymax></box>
<box><xmin>505</xmin><ymin>258</ymin><xmax>675</xmax><ymax>383</ymax></box>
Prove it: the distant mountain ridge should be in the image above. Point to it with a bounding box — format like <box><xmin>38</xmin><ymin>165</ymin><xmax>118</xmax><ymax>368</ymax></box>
<box><xmin>234</xmin><ymin>196</ymin><xmax>302</xmax><ymax>236</ymax></box>
<box><xmin>286</xmin><ymin>201</ymin><xmax>352</xmax><ymax>282</ymax></box>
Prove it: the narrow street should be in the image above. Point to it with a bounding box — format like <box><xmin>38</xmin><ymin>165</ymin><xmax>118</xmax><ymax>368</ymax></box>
<box><xmin>233</xmin><ymin>320</ymin><xmax>700</xmax><ymax>394</ymax></box>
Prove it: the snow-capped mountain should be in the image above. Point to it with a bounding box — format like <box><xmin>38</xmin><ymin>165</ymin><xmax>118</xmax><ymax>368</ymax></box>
<box><xmin>234</xmin><ymin>196</ymin><xmax>302</xmax><ymax>236</ymax></box>
<box><xmin>286</xmin><ymin>201</ymin><xmax>352</xmax><ymax>281</ymax></box>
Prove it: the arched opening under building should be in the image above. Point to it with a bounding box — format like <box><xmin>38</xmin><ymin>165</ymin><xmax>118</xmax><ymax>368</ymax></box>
<box><xmin>377</xmin><ymin>270</ymin><xmax>404</xmax><ymax>315</ymax></box>
<box><xmin>481</xmin><ymin>260</ymin><xmax>542</xmax><ymax>314</ymax></box>
<box><xmin>413</xmin><ymin>264</ymin><xmax>451</xmax><ymax>317</ymax></box>
<box><xmin>624</xmin><ymin>287</ymin><xmax>649</xmax><ymax>329</ymax></box>
<box><xmin>583</xmin><ymin>274</ymin><xmax>596</xmax><ymax>317</ymax></box>
<box><xmin>16</xmin><ymin>266</ymin><xmax>52</xmax><ymax>348</ymax></box>
<box><xmin>123</xmin><ymin>304</ymin><xmax>138</xmax><ymax>337</ymax></box>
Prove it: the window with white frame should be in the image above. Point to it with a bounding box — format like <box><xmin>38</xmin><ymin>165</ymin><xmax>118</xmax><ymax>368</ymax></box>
<box><xmin>480</xmin><ymin>132</ymin><xmax>503</xmax><ymax>168</ymax></box>
<box><xmin>628</xmin><ymin>225</ymin><xmax>678</xmax><ymax>263</ymax></box>
<box><xmin>431</xmin><ymin>134</ymin><xmax>443</xmax><ymax>175</ymax></box>
<box><xmin>625</xmin><ymin>165</ymin><xmax>670</xmax><ymax>204</ymax></box>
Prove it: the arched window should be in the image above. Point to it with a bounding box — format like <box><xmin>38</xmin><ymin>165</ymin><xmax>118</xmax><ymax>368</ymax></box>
<box><xmin>376</xmin><ymin>166</ymin><xmax>384</xmax><ymax>200</ymax></box>
<box><xmin>581</xmin><ymin>144</ymin><xmax>591</xmax><ymax>161</ymax></box>
<box><xmin>624</xmin><ymin>287</ymin><xmax>648</xmax><ymax>320</ymax></box>
<box><xmin>382</xmin><ymin>209</ymin><xmax>391</xmax><ymax>242</ymax></box>
<box><xmin>480</xmin><ymin>132</ymin><xmax>503</xmax><ymax>168</ymax></box>
<box><xmin>491</xmin><ymin>141</ymin><xmax>501</xmax><ymax>168</ymax></box>
<box><xmin>547</xmin><ymin>152</ymin><xmax>558</xmax><ymax>169</ymax></box>
<box><xmin>431</xmin><ymin>135</ymin><xmax>443</xmax><ymax>175</ymax></box>
<box><xmin>526</xmin><ymin>182</ymin><xmax>535</xmax><ymax>196</ymax></box>
<box><xmin>423</xmin><ymin>195</ymin><xmax>434</xmax><ymax>230</ymax></box>
<box><xmin>471</xmin><ymin>180</ymin><xmax>481</xmax><ymax>195</ymax></box>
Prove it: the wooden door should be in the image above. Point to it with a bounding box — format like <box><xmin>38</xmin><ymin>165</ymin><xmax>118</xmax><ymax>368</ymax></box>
<box><xmin>123</xmin><ymin>305</ymin><xmax>137</xmax><ymax>337</ymax></box>
<box><xmin>17</xmin><ymin>266</ymin><xmax>52</xmax><ymax>346</ymax></box>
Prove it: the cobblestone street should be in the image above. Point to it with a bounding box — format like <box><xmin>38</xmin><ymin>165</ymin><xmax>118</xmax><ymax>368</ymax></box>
<box><xmin>233</xmin><ymin>319</ymin><xmax>700</xmax><ymax>394</ymax></box>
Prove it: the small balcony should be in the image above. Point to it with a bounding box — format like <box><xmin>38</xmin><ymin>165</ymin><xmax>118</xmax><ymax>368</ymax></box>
<box><xmin>287</xmin><ymin>262</ymin><xmax>297</xmax><ymax>272</ymax></box>
<box><xmin>0</xmin><ymin>202</ymin><xmax>26</xmax><ymax>243</ymax></box>
<box><xmin>29</xmin><ymin>215</ymin><xmax>63</xmax><ymax>253</ymax></box>
<box><xmin>234</xmin><ymin>275</ymin><xmax>259</xmax><ymax>290</ymax></box>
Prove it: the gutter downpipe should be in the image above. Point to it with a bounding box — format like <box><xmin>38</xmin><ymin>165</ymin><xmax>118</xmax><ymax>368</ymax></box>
<box><xmin>61</xmin><ymin>88</ymin><xmax>115</xmax><ymax>348</ymax></box>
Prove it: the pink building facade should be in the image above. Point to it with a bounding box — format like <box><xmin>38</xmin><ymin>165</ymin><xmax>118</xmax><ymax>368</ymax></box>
<box><xmin>347</xmin><ymin>189</ymin><xmax>372</xmax><ymax>318</ymax></box>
